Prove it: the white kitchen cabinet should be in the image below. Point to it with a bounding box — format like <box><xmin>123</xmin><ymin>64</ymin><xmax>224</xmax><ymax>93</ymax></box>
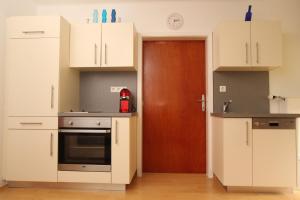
<box><xmin>5</xmin><ymin>16</ymin><xmax>80</xmax><ymax>116</ymax></box>
<box><xmin>251</xmin><ymin>21</ymin><xmax>282</xmax><ymax>68</ymax></box>
<box><xmin>101</xmin><ymin>23</ymin><xmax>136</xmax><ymax>69</ymax></box>
<box><xmin>253</xmin><ymin>129</ymin><xmax>296</xmax><ymax>187</ymax></box>
<box><xmin>69</xmin><ymin>23</ymin><xmax>136</xmax><ymax>70</ymax></box>
<box><xmin>213</xmin><ymin>21</ymin><xmax>282</xmax><ymax>71</ymax></box>
<box><xmin>212</xmin><ymin>117</ymin><xmax>252</xmax><ymax>186</ymax></box>
<box><xmin>70</xmin><ymin>24</ymin><xmax>101</xmax><ymax>67</ymax></box>
<box><xmin>111</xmin><ymin>117</ymin><xmax>137</xmax><ymax>184</ymax></box>
<box><xmin>6</xmin><ymin>130</ymin><xmax>58</xmax><ymax>182</ymax></box>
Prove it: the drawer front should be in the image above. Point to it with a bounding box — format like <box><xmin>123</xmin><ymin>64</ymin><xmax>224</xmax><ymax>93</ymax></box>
<box><xmin>58</xmin><ymin>171</ymin><xmax>111</xmax><ymax>184</ymax></box>
<box><xmin>8</xmin><ymin>117</ymin><xmax>58</xmax><ymax>130</ymax></box>
<box><xmin>6</xmin><ymin>16</ymin><xmax>61</xmax><ymax>38</ymax></box>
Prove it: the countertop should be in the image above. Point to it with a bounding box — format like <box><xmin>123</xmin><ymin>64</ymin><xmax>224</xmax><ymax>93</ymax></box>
<box><xmin>58</xmin><ymin>112</ymin><xmax>137</xmax><ymax>117</ymax></box>
<box><xmin>211</xmin><ymin>112</ymin><xmax>300</xmax><ymax>118</ymax></box>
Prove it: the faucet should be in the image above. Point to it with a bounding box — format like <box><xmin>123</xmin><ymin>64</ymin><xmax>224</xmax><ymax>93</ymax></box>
<box><xmin>223</xmin><ymin>100</ymin><xmax>232</xmax><ymax>113</ymax></box>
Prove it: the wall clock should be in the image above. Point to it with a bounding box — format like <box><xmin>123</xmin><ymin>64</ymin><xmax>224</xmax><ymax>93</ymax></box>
<box><xmin>167</xmin><ymin>13</ymin><xmax>184</xmax><ymax>30</ymax></box>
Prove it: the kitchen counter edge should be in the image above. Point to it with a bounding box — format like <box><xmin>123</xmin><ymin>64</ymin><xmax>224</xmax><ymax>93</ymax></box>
<box><xmin>58</xmin><ymin>112</ymin><xmax>137</xmax><ymax>117</ymax></box>
<box><xmin>211</xmin><ymin>112</ymin><xmax>300</xmax><ymax>118</ymax></box>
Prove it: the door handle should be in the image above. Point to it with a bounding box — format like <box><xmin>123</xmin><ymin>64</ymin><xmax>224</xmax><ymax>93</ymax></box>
<box><xmin>104</xmin><ymin>43</ymin><xmax>107</xmax><ymax>65</ymax></box>
<box><xmin>115</xmin><ymin>120</ymin><xmax>119</xmax><ymax>145</ymax></box>
<box><xmin>196</xmin><ymin>94</ymin><xmax>206</xmax><ymax>112</ymax></box>
<box><xmin>50</xmin><ymin>133</ymin><xmax>53</xmax><ymax>156</ymax></box>
<box><xmin>245</xmin><ymin>42</ymin><xmax>249</xmax><ymax>64</ymax></box>
<box><xmin>246</xmin><ymin>121</ymin><xmax>249</xmax><ymax>146</ymax></box>
<box><xmin>51</xmin><ymin>85</ymin><xmax>54</xmax><ymax>109</ymax></box>
<box><xmin>256</xmin><ymin>42</ymin><xmax>260</xmax><ymax>64</ymax></box>
<box><xmin>94</xmin><ymin>44</ymin><xmax>98</xmax><ymax>65</ymax></box>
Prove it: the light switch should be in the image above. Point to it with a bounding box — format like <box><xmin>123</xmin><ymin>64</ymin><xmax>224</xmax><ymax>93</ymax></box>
<box><xmin>219</xmin><ymin>85</ymin><xmax>226</xmax><ymax>93</ymax></box>
<box><xmin>110</xmin><ymin>86</ymin><xmax>127</xmax><ymax>93</ymax></box>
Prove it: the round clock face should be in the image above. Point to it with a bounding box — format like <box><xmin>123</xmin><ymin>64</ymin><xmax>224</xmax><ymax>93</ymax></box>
<box><xmin>167</xmin><ymin>13</ymin><xmax>184</xmax><ymax>30</ymax></box>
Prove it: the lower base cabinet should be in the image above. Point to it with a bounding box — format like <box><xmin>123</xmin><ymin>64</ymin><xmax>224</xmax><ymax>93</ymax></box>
<box><xmin>6</xmin><ymin>130</ymin><xmax>58</xmax><ymax>182</ymax></box>
<box><xmin>111</xmin><ymin>117</ymin><xmax>137</xmax><ymax>184</ymax></box>
<box><xmin>212</xmin><ymin>117</ymin><xmax>297</xmax><ymax>188</ymax></box>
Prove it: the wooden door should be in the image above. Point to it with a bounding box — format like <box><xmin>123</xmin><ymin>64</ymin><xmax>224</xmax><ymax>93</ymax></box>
<box><xmin>101</xmin><ymin>23</ymin><xmax>134</xmax><ymax>68</ymax></box>
<box><xmin>251</xmin><ymin>21</ymin><xmax>282</xmax><ymax>68</ymax></box>
<box><xmin>70</xmin><ymin>24</ymin><xmax>102</xmax><ymax>67</ymax></box>
<box><xmin>6</xmin><ymin>38</ymin><xmax>59</xmax><ymax>116</ymax></box>
<box><xmin>6</xmin><ymin>130</ymin><xmax>58</xmax><ymax>182</ymax></box>
<box><xmin>143</xmin><ymin>40</ymin><xmax>206</xmax><ymax>173</ymax></box>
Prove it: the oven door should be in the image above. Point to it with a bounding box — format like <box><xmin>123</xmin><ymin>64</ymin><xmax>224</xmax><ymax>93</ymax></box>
<box><xmin>58</xmin><ymin>129</ymin><xmax>111</xmax><ymax>172</ymax></box>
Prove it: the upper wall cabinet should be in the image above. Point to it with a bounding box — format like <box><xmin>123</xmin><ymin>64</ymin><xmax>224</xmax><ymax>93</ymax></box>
<box><xmin>70</xmin><ymin>24</ymin><xmax>102</xmax><ymax>68</ymax></box>
<box><xmin>70</xmin><ymin>23</ymin><xmax>137</xmax><ymax>71</ymax></box>
<box><xmin>213</xmin><ymin>21</ymin><xmax>282</xmax><ymax>71</ymax></box>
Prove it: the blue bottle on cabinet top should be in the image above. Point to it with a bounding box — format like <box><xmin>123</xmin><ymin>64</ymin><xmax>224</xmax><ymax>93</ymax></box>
<box><xmin>111</xmin><ymin>9</ymin><xmax>116</xmax><ymax>23</ymax></box>
<box><xmin>92</xmin><ymin>9</ymin><xmax>98</xmax><ymax>23</ymax></box>
<box><xmin>245</xmin><ymin>5</ymin><xmax>252</xmax><ymax>21</ymax></box>
<box><xmin>102</xmin><ymin>9</ymin><xmax>107</xmax><ymax>23</ymax></box>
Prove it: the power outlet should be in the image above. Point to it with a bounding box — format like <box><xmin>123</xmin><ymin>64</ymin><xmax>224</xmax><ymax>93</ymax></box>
<box><xmin>219</xmin><ymin>85</ymin><xmax>227</xmax><ymax>93</ymax></box>
<box><xmin>110</xmin><ymin>86</ymin><xmax>127</xmax><ymax>93</ymax></box>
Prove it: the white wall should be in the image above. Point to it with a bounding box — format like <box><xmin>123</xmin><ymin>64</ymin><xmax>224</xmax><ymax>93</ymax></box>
<box><xmin>35</xmin><ymin>0</ymin><xmax>300</xmax><ymax>177</ymax></box>
<box><xmin>0</xmin><ymin>0</ymin><xmax>36</xmax><ymax>184</ymax></box>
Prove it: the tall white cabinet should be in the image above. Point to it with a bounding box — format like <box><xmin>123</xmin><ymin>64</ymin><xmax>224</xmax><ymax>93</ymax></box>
<box><xmin>4</xmin><ymin>16</ymin><xmax>79</xmax><ymax>182</ymax></box>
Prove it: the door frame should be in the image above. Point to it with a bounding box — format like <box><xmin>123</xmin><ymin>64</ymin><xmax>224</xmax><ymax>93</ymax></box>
<box><xmin>136</xmin><ymin>32</ymin><xmax>213</xmax><ymax>178</ymax></box>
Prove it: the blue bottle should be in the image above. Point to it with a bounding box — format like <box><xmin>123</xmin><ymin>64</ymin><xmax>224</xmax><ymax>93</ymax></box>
<box><xmin>92</xmin><ymin>9</ymin><xmax>98</xmax><ymax>23</ymax></box>
<box><xmin>245</xmin><ymin>5</ymin><xmax>252</xmax><ymax>21</ymax></box>
<box><xmin>102</xmin><ymin>9</ymin><xmax>107</xmax><ymax>23</ymax></box>
<box><xmin>111</xmin><ymin>9</ymin><xmax>116</xmax><ymax>23</ymax></box>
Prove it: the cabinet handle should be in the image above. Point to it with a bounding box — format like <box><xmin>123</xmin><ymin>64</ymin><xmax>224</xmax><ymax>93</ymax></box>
<box><xmin>50</xmin><ymin>133</ymin><xmax>53</xmax><ymax>156</ymax></box>
<box><xmin>245</xmin><ymin>43</ymin><xmax>249</xmax><ymax>64</ymax></box>
<box><xmin>104</xmin><ymin>43</ymin><xmax>107</xmax><ymax>65</ymax></box>
<box><xmin>22</xmin><ymin>31</ymin><xmax>45</xmax><ymax>34</ymax></box>
<box><xmin>51</xmin><ymin>85</ymin><xmax>54</xmax><ymax>109</ymax></box>
<box><xmin>256</xmin><ymin>42</ymin><xmax>260</xmax><ymax>64</ymax></box>
<box><xmin>115</xmin><ymin>120</ymin><xmax>118</xmax><ymax>144</ymax></box>
<box><xmin>246</xmin><ymin>121</ymin><xmax>249</xmax><ymax>146</ymax></box>
<box><xmin>94</xmin><ymin>44</ymin><xmax>97</xmax><ymax>65</ymax></box>
<box><xmin>20</xmin><ymin>122</ymin><xmax>43</xmax><ymax>125</ymax></box>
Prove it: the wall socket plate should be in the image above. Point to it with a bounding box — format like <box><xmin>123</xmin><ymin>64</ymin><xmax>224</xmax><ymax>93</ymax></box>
<box><xmin>219</xmin><ymin>85</ymin><xmax>227</xmax><ymax>93</ymax></box>
<box><xmin>110</xmin><ymin>86</ymin><xmax>127</xmax><ymax>93</ymax></box>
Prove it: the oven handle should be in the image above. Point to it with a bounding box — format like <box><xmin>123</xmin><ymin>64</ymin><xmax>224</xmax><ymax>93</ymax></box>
<box><xmin>59</xmin><ymin>129</ymin><xmax>111</xmax><ymax>134</ymax></box>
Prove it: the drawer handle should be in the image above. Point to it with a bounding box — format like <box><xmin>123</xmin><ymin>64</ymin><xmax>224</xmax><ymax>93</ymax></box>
<box><xmin>22</xmin><ymin>31</ymin><xmax>45</xmax><ymax>34</ymax></box>
<box><xmin>20</xmin><ymin>122</ymin><xmax>43</xmax><ymax>125</ymax></box>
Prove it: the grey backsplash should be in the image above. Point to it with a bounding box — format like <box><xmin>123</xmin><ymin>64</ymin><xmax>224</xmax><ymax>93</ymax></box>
<box><xmin>213</xmin><ymin>71</ymin><xmax>269</xmax><ymax>113</ymax></box>
<box><xmin>80</xmin><ymin>71</ymin><xmax>137</xmax><ymax>113</ymax></box>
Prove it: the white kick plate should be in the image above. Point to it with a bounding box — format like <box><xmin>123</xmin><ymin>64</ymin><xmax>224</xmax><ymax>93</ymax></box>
<box><xmin>110</xmin><ymin>86</ymin><xmax>127</xmax><ymax>93</ymax></box>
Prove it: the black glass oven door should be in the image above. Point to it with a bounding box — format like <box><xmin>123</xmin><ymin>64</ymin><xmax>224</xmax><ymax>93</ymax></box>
<box><xmin>58</xmin><ymin>129</ymin><xmax>111</xmax><ymax>165</ymax></box>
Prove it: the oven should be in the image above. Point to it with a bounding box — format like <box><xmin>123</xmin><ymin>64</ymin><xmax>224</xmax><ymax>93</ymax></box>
<box><xmin>58</xmin><ymin>117</ymin><xmax>111</xmax><ymax>172</ymax></box>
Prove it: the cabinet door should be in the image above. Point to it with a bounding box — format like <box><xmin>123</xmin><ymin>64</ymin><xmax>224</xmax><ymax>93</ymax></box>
<box><xmin>217</xmin><ymin>22</ymin><xmax>251</xmax><ymax>68</ymax></box>
<box><xmin>70</xmin><ymin>24</ymin><xmax>101</xmax><ymax>67</ymax></box>
<box><xmin>251</xmin><ymin>21</ymin><xmax>282</xmax><ymax>68</ymax></box>
<box><xmin>6</xmin><ymin>38</ymin><xmax>59</xmax><ymax>116</ymax></box>
<box><xmin>223</xmin><ymin>118</ymin><xmax>252</xmax><ymax>186</ymax></box>
<box><xmin>253</xmin><ymin>130</ymin><xmax>296</xmax><ymax>187</ymax></box>
<box><xmin>6</xmin><ymin>130</ymin><xmax>58</xmax><ymax>182</ymax></box>
<box><xmin>111</xmin><ymin>118</ymin><xmax>134</xmax><ymax>184</ymax></box>
<box><xmin>101</xmin><ymin>23</ymin><xmax>135</xmax><ymax>68</ymax></box>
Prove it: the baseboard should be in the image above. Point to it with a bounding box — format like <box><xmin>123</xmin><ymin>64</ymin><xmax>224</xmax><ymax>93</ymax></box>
<box><xmin>0</xmin><ymin>180</ymin><xmax>7</xmax><ymax>188</ymax></box>
<box><xmin>7</xmin><ymin>181</ymin><xmax>126</xmax><ymax>191</ymax></box>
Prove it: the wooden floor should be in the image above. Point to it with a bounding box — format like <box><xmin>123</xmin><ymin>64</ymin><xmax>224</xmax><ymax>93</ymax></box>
<box><xmin>0</xmin><ymin>173</ymin><xmax>299</xmax><ymax>200</ymax></box>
